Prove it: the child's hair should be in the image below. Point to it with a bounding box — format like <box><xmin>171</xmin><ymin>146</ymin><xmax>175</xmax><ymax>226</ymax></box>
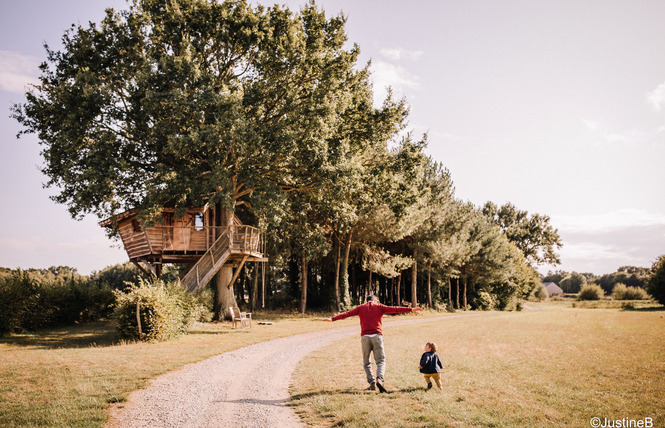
<box><xmin>426</xmin><ymin>342</ymin><xmax>438</xmax><ymax>353</ymax></box>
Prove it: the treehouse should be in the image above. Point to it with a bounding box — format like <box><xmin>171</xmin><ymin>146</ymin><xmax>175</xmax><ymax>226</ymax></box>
<box><xmin>99</xmin><ymin>206</ymin><xmax>266</xmax><ymax>294</ymax></box>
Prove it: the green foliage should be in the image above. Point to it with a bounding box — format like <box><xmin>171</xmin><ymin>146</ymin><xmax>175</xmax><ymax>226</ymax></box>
<box><xmin>647</xmin><ymin>255</ymin><xmax>665</xmax><ymax>305</ymax></box>
<box><xmin>531</xmin><ymin>282</ymin><xmax>549</xmax><ymax>301</ymax></box>
<box><xmin>0</xmin><ymin>270</ymin><xmax>114</xmax><ymax>336</ymax></box>
<box><xmin>611</xmin><ymin>283</ymin><xmax>650</xmax><ymax>301</ymax></box>
<box><xmin>113</xmin><ymin>279</ymin><xmax>204</xmax><ymax>342</ymax></box>
<box><xmin>543</xmin><ymin>270</ymin><xmax>567</xmax><ymax>285</ymax></box>
<box><xmin>560</xmin><ymin>272</ymin><xmax>587</xmax><ymax>293</ymax></box>
<box><xmin>596</xmin><ymin>269</ymin><xmax>650</xmax><ymax>294</ymax></box>
<box><xmin>577</xmin><ymin>283</ymin><xmax>605</xmax><ymax>301</ymax></box>
<box><xmin>473</xmin><ymin>291</ymin><xmax>497</xmax><ymax>310</ymax></box>
<box><xmin>0</xmin><ymin>271</ymin><xmax>40</xmax><ymax>336</ymax></box>
<box><xmin>90</xmin><ymin>263</ymin><xmax>142</xmax><ymax>290</ymax></box>
<box><xmin>482</xmin><ymin>202</ymin><xmax>562</xmax><ymax>266</ymax></box>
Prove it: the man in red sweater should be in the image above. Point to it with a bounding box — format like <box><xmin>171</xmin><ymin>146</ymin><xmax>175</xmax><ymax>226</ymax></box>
<box><xmin>326</xmin><ymin>295</ymin><xmax>422</xmax><ymax>392</ymax></box>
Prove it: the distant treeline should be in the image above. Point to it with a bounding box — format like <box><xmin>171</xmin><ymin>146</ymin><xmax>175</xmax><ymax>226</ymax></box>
<box><xmin>543</xmin><ymin>266</ymin><xmax>652</xmax><ymax>294</ymax></box>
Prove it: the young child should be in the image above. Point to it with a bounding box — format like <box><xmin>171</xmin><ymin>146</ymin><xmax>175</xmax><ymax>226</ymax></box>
<box><xmin>419</xmin><ymin>341</ymin><xmax>443</xmax><ymax>390</ymax></box>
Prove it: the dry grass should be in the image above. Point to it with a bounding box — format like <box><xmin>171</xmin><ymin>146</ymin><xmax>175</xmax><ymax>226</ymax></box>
<box><xmin>290</xmin><ymin>305</ymin><xmax>665</xmax><ymax>427</ymax></box>
<box><xmin>0</xmin><ymin>311</ymin><xmax>360</xmax><ymax>428</ymax></box>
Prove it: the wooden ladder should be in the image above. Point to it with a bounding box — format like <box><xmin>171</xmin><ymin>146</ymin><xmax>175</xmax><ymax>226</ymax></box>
<box><xmin>180</xmin><ymin>229</ymin><xmax>231</xmax><ymax>293</ymax></box>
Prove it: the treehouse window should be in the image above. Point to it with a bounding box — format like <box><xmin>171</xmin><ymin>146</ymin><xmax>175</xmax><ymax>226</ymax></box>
<box><xmin>194</xmin><ymin>212</ymin><xmax>204</xmax><ymax>231</ymax></box>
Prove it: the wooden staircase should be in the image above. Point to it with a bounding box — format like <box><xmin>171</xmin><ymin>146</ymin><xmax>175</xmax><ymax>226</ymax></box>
<box><xmin>181</xmin><ymin>229</ymin><xmax>231</xmax><ymax>293</ymax></box>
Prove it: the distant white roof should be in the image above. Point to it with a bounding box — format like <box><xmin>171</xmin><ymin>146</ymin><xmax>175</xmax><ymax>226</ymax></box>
<box><xmin>544</xmin><ymin>282</ymin><xmax>564</xmax><ymax>296</ymax></box>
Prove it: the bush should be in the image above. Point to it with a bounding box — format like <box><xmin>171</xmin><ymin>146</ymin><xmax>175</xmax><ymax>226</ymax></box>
<box><xmin>530</xmin><ymin>283</ymin><xmax>548</xmax><ymax>302</ymax></box>
<box><xmin>578</xmin><ymin>283</ymin><xmax>605</xmax><ymax>301</ymax></box>
<box><xmin>611</xmin><ymin>283</ymin><xmax>650</xmax><ymax>300</ymax></box>
<box><xmin>474</xmin><ymin>291</ymin><xmax>496</xmax><ymax>310</ymax></box>
<box><xmin>0</xmin><ymin>271</ymin><xmax>115</xmax><ymax>336</ymax></box>
<box><xmin>0</xmin><ymin>271</ymin><xmax>40</xmax><ymax>336</ymax></box>
<box><xmin>113</xmin><ymin>279</ymin><xmax>208</xmax><ymax>342</ymax></box>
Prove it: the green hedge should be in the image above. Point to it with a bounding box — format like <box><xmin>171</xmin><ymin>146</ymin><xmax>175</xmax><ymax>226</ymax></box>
<box><xmin>0</xmin><ymin>271</ymin><xmax>115</xmax><ymax>336</ymax></box>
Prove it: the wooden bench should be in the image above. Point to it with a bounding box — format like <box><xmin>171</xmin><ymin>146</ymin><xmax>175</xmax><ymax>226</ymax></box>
<box><xmin>229</xmin><ymin>306</ymin><xmax>252</xmax><ymax>328</ymax></box>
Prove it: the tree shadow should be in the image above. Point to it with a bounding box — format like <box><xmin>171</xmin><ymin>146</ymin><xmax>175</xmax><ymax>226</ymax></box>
<box><xmin>621</xmin><ymin>305</ymin><xmax>665</xmax><ymax>312</ymax></box>
<box><xmin>0</xmin><ymin>321</ymin><xmax>118</xmax><ymax>349</ymax></box>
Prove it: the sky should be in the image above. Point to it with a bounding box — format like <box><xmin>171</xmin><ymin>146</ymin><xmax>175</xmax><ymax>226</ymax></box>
<box><xmin>1</xmin><ymin>0</ymin><xmax>664</xmax><ymax>276</ymax></box>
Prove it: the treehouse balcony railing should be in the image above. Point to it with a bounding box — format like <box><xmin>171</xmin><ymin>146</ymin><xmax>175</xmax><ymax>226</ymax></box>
<box><xmin>157</xmin><ymin>225</ymin><xmax>265</xmax><ymax>255</ymax></box>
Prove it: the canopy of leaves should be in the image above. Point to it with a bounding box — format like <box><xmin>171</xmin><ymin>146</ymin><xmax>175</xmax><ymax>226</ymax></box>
<box><xmin>482</xmin><ymin>202</ymin><xmax>562</xmax><ymax>266</ymax></box>
<box><xmin>14</xmin><ymin>0</ymin><xmax>404</xmax><ymax>224</ymax></box>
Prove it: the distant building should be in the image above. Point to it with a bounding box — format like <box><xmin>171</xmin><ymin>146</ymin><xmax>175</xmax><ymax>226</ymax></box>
<box><xmin>543</xmin><ymin>282</ymin><xmax>564</xmax><ymax>297</ymax></box>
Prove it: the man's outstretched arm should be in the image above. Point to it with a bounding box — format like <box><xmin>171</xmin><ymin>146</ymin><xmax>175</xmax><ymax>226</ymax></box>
<box><xmin>326</xmin><ymin>305</ymin><xmax>361</xmax><ymax>322</ymax></box>
<box><xmin>382</xmin><ymin>305</ymin><xmax>423</xmax><ymax>314</ymax></box>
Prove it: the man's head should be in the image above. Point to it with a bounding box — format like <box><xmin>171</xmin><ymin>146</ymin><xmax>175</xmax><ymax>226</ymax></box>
<box><xmin>366</xmin><ymin>294</ymin><xmax>377</xmax><ymax>303</ymax></box>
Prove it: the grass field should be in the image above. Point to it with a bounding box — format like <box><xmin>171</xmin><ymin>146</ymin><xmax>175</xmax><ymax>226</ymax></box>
<box><xmin>290</xmin><ymin>304</ymin><xmax>665</xmax><ymax>427</ymax></box>
<box><xmin>0</xmin><ymin>311</ymin><xmax>366</xmax><ymax>428</ymax></box>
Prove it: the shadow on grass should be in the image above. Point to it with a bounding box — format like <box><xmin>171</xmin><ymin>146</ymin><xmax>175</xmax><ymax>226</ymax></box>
<box><xmin>0</xmin><ymin>321</ymin><xmax>117</xmax><ymax>349</ymax></box>
<box><xmin>621</xmin><ymin>305</ymin><xmax>665</xmax><ymax>312</ymax></box>
<box><xmin>291</xmin><ymin>386</ymin><xmax>424</xmax><ymax>401</ymax></box>
<box><xmin>1</xmin><ymin>320</ymin><xmax>251</xmax><ymax>349</ymax></box>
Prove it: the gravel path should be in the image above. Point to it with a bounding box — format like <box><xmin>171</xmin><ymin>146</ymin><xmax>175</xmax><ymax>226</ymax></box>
<box><xmin>107</xmin><ymin>313</ymin><xmax>491</xmax><ymax>428</ymax></box>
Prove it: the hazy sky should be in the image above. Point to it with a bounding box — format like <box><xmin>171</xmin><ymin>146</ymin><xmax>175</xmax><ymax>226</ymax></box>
<box><xmin>1</xmin><ymin>0</ymin><xmax>664</xmax><ymax>276</ymax></box>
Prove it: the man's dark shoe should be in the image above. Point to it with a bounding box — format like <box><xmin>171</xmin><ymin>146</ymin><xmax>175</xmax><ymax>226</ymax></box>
<box><xmin>427</xmin><ymin>382</ymin><xmax>433</xmax><ymax>390</ymax></box>
<box><xmin>376</xmin><ymin>380</ymin><xmax>387</xmax><ymax>393</ymax></box>
<box><xmin>367</xmin><ymin>382</ymin><xmax>376</xmax><ymax>391</ymax></box>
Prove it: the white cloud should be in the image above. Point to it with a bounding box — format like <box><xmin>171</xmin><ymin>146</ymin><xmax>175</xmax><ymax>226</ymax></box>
<box><xmin>379</xmin><ymin>47</ymin><xmax>423</xmax><ymax>62</ymax></box>
<box><xmin>0</xmin><ymin>50</ymin><xmax>40</xmax><ymax>93</ymax></box>
<box><xmin>603</xmin><ymin>129</ymin><xmax>644</xmax><ymax>145</ymax></box>
<box><xmin>370</xmin><ymin>60</ymin><xmax>419</xmax><ymax>104</ymax></box>
<box><xmin>647</xmin><ymin>82</ymin><xmax>665</xmax><ymax>111</ymax></box>
<box><xmin>552</xmin><ymin>209</ymin><xmax>665</xmax><ymax>234</ymax></box>
<box><xmin>582</xmin><ymin>119</ymin><xmax>598</xmax><ymax>131</ymax></box>
<box><xmin>559</xmin><ymin>242</ymin><xmax>631</xmax><ymax>262</ymax></box>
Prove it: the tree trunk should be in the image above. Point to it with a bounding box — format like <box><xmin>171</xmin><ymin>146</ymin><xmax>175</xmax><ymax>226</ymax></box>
<box><xmin>334</xmin><ymin>237</ymin><xmax>341</xmax><ymax>311</ymax></box>
<box><xmin>463</xmin><ymin>274</ymin><xmax>468</xmax><ymax>310</ymax></box>
<box><xmin>427</xmin><ymin>263</ymin><xmax>432</xmax><ymax>308</ymax></box>
<box><xmin>251</xmin><ymin>263</ymin><xmax>259</xmax><ymax>312</ymax></box>
<box><xmin>456</xmin><ymin>277</ymin><xmax>460</xmax><ymax>309</ymax></box>
<box><xmin>214</xmin><ymin>266</ymin><xmax>235</xmax><ymax>320</ymax></box>
<box><xmin>411</xmin><ymin>249</ymin><xmax>418</xmax><ymax>308</ymax></box>
<box><xmin>351</xmin><ymin>263</ymin><xmax>357</xmax><ymax>304</ymax></box>
<box><xmin>213</xmin><ymin>205</ymin><xmax>237</xmax><ymax>320</ymax></box>
<box><xmin>340</xmin><ymin>229</ymin><xmax>354</xmax><ymax>307</ymax></box>
<box><xmin>300</xmin><ymin>254</ymin><xmax>308</xmax><ymax>314</ymax></box>
<box><xmin>448</xmin><ymin>276</ymin><xmax>452</xmax><ymax>307</ymax></box>
<box><xmin>368</xmin><ymin>270</ymin><xmax>373</xmax><ymax>295</ymax></box>
<box><xmin>396</xmin><ymin>273</ymin><xmax>402</xmax><ymax>305</ymax></box>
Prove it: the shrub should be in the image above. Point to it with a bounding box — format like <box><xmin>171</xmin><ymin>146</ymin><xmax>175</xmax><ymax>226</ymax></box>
<box><xmin>0</xmin><ymin>271</ymin><xmax>115</xmax><ymax>336</ymax></box>
<box><xmin>578</xmin><ymin>283</ymin><xmax>605</xmax><ymax>301</ymax></box>
<box><xmin>530</xmin><ymin>283</ymin><xmax>549</xmax><ymax>301</ymax></box>
<box><xmin>113</xmin><ymin>279</ymin><xmax>207</xmax><ymax>342</ymax></box>
<box><xmin>611</xmin><ymin>283</ymin><xmax>650</xmax><ymax>301</ymax></box>
<box><xmin>474</xmin><ymin>291</ymin><xmax>496</xmax><ymax>310</ymax></box>
<box><xmin>0</xmin><ymin>271</ymin><xmax>41</xmax><ymax>336</ymax></box>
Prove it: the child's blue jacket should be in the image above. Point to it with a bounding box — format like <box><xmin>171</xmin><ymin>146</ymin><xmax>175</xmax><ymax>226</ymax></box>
<box><xmin>419</xmin><ymin>351</ymin><xmax>443</xmax><ymax>374</ymax></box>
